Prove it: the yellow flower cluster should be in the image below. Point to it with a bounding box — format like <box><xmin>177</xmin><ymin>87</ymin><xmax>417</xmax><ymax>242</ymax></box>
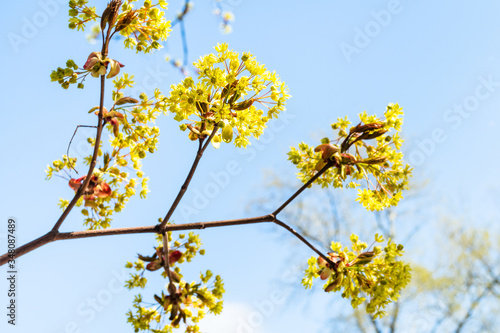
<box><xmin>68</xmin><ymin>0</ymin><xmax>171</xmax><ymax>53</ymax></box>
<box><xmin>166</xmin><ymin>43</ymin><xmax>290</xmax><ymax>148</ymax></box>
<box><xmin>126</xmin><ymin>233</ymin><xmax>224</xmax><ymax>332</ymax></box>
<box><xmin>288</xmin><ymin>104</ymin><xmax>412</xmax><ymax>211</ymax></box>
<box><xmin>46</xmin><ymin>74</ymin><xmax>166</xmax><ymax>229</ymax></box>
<box><xmin>302</xmin><ymin>234</ymin><xmax>411</xmax><ymax>318</ymax></box>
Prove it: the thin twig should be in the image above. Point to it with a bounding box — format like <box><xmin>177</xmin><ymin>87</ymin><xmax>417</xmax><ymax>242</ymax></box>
<box><xmin>57</xmin><ymin>225</ymin><xmax>159</xmax><ymax>240</ymax></box>
<box><xmin>159</xmin><ymin>126</ymin><xmax>218</xmax><ymax>287</ymax></box>
<box><xmin>159</xmin><ymin>126</ymin><xmax>218</xmax><ymax>231</ymax></box>
<box><xmin>180</xmin><ymin>20</ymin><xmax>188</xmax><ymax>67</ymax></box>
<box><xmin>274</xmin><ymin>219</ymin><xmax>336</xmax><ymax>268</ymax></box>
<box><xmin>67</xmin><ymin>125</ymin><xmax>97</xmax><ymax>174</ymax></box>
<box><xmin>273</xmin><ymin>161</ymin><xmax>334</xmax><ymax>216</ymax></box>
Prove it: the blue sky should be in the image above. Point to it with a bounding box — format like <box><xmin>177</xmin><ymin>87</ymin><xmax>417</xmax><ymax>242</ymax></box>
<box><xmin>1</xmin><ymin>0</ymin><xmax>500</xmax><ymax>332</ymax></box>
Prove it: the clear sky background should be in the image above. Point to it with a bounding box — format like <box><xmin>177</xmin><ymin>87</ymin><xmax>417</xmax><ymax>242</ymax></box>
<box><xmin>1</xmin><ymin>0</ymin><xmax>500</xmax><ymax>332</ymax></box>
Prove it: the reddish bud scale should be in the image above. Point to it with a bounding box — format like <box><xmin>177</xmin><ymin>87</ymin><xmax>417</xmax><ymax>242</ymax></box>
<box><xmin>68</xmin><ymin>175</ymin><xmax>112</xmax><ymax>205</ymax></box>
<box><xmin>115</xmin><ymin>10</ymin><xmax>138</xmax><ymax>32</ymax></box>
<box><xmin>115</xmin><ymin>96</ymin><xmax>138</xmax><ymax>105</ymax></box>
<box><xmin>83</xmin><ymin>52</ymin><xmax>102</xmax><ymax>70</ymax></box>
<box><xmin>325</xmin><ymin>272</ymin><xmax>344</xmax><ymax>292</ymax></box>
<box><xmin>169</xmin><ymin>250</ymin><xmax>183</xmax><ymax>265</ymax></box>
<box><xmin>314</xmin><ymin>144</ymin><xmax>339</xmax><ymax>162</ymax></box>
<box><xmin>350</xmin><ymin>122</ymin><xmax>384</xmax><ymax>134</ymax></box>
<box><xmin>340</xmin><ymin>153</ymin><xmax>357</xmax><ymax>164</ymax></box>
<box><xmin>146</xmin><ymin>260</ymin><xmax>163</xmax><ymax>271</ymax></box>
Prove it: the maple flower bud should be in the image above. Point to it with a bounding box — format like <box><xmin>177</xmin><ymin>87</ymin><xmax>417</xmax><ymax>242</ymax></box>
<box><xmin>137</xmin><ymin>254</ymin><xmax>156</xmax><ymax>262</ymax></box>
<box><xmin>340</xmin><ymin>153</ymin><xmax>357</xmax><ymax>164</ymax></box>
<box><xmin>232</xmin><ymin>98</ymin><xmax>254</xmax><ymax>111</ymax></box>
<box><xmin>106</xmin><ymin>59</ymin><xmax>124</xmax><ymax>79</ymax></box>
<box><xmin>169</xmin><ymin>270</ymin><xmax>181</xmax><ymax>283</ymax></box>
<box><xmin>100</xmin><ymin>0</ymin><xmax>122</xmax><ymax>30</ymax></box>
<box><xmin>146</xmin><ymin>260</ymin><xmax>163</xmax><ymax>271</ymax></box>
<box><xmin>188</xmin><ymin>130</ymin><xmax>198</xmax><ymax>141</ymax></box>
<box><xmin>83</xmin><ymin>197</ymin><xmax>98</xmax><ymax>209</ymax></box>
<box><xmin>83</xmin><ymin>52</ymin><xmax>102</xmax><ymax>70</ymax></box>
<box><xmin>325</xmin><ymin>272</ymin><xmax>343</xmax><ymax>292</ymax></box>
<box><xmin>68</xmin><ymin>176</ymin><xmax>85</xmax><ymax>191</ymax></box>
<box><xmin>317</xmin><ymin>256</ymin><xmax>328</xmax><ymax>267</ymax></box>
<box><xmin>319</xmin><ymin>267</ymin><xmax>332</xmax><ymax>280</ymax></box>
<box><xmin>106</xmin><ymin>111</ymin><xmax>125</xmax><ymax>120</ymax></box>
<box><xmin>168</xmin><ymin>250</ymin><xmax>182</xmax><ymax>265</ymax></box>
<box><xmin>115</xmin><ymin>10</ymin><xmax>138</xmax><ymax>32</ymax></box>
<box><xmin>222</xmin><ymin>123</ymin><xmax>233</xmax><ymax>143</ymax></box>
<box><xmin>314</xmin><ymin>143</ymin><xmax>339</xmax><ymax>162</ymax></box>
<box><xmin>362</xmin><ymin>156</ymin><xmax>388</xmax><ymax>165</ymax></box>
<box><xmin>354</xmin><ymin>251</ymin><xmax>376</xmax><ymax>266</ymax></box>
<box><xmin>350</xmin><ymin>122</ymin><xmax>384</xmax><ymax>134</ymax></box>
<box><xmin>211</xmin><ymin>134</ymin><xmax>222</xmax><ymax>149</ymax></box>
<box><xmin>360</xmin><ymin>129</ymin><xmax>388</xmax><ymax>140</ymax></box>
<box><xmin>115</xmin><ymin>96</ymin><xmax>138</xmax><ymax>105</ymax></box>
<box><xmin>94</xmin><ymin>181</ymin><xmax>112</xmax><ymax>198</ymax></box>
<box><xmin>195</xmin><ymin>101</ymin><xmax>209</xmax><ymax>114</ymax></box>
<box><xmin>221</xmin><ymin>80</ymin><xmax>238</xmax><ymax>100</ymax></box>
<box><xmin>108</xmin><ymin>118</ymin><xmax>119</xmax><ymax>137</ymax></box>
<box><xmin>315</xmin><ymin>160</ymin><xmax>326</xmax><ymax>171</ymax></box>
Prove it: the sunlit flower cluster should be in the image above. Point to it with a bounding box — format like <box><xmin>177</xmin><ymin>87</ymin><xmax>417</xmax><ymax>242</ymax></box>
<box><xmin>69</xmin><ymin>0</ymin><xmax>171</xmax><ymax>53</ymax></box>
<box><xmin>288</xmin><ymin>104</ymin><xmax>412</xmax><ymax>210</ymax></box>
<box><xmin>46</xmin><ymin>74</ymin><xmax>166</xmax><ymax>229</ymax></box>
<box><xmin>166</xmin><ymin>43</ymin><xmax>290</xmax><ymax>148</ymax></box>
<box><xmin>302</xmin><ymin>233</ymin><xmax>411</xmax><ymax>318</ymax></box>
<box><xmin>126</xmin><ymin>233</ymin><xmax>224</xmax><ymax>332</ymax></box>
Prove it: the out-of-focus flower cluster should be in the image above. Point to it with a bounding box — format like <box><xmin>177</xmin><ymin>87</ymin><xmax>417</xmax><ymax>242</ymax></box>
<box><xmin>302</xmin><ymin>233</ymin><xmax>411</xmax><ymax>318</ymax></box>
<box><xmin>288</xmin><ymin>104</ymin><xmax>412</xmax><ymax>211</ymax></box>
<box><xmin>166</xmin><ymin>43</ymin><xmax>290</xmax><ymax>148</ymax></box>
<box><xmin>126</xmin><ymin>232</ymin><xmax>224</xmax><ymax>332</ymax></box>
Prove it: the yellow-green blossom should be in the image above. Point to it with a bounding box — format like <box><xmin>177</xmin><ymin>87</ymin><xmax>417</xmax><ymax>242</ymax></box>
<box><xmin>288</xmin><ymin>104</ymin><xmax>412</xmax><ymax>211</ymax></box>
<box><xmin>166</xmin><ymin>43</ymin><xmax>290</xmax><ymax>148</ymax></box>
<box><xmin>303</xmin><ymin>234</ymin><xmax>411</xmax><ymax>318</ymax></box>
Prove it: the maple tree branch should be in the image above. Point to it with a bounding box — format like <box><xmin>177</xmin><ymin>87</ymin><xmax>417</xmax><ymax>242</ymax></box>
<box><xmin>1</xmin><ymin>213</ymin><xmax>334</xmax><ymax>267</ymax></box>
<box><xmin>159</xmin><ymin>126</ymin><xmax>218</xmax><ymax>231</ymax></box>
<box><xmin>273</xmin><ymin>218</ymin><xmax>335</xmax><ymax>268</ymax></box>
<box><xmin>56</xmin><ymin>226</ymin><xmax>159</xmax><ymax>240</ymax></box>
<box><xmin>0</xmin><ymin>232</ymin><xmax>58</xmax><ymax>266</ymax></box>
<box><xmin>2</xmin><ymin>136</ymin><xmax>334</xmax><ymax>267</ymax></box>
<box><xmin>51</xmin><ymin>26</ymin><xmax>113</xmax><ymax>233</ymax></box>
<box><xmin>273</xmin><ymin>161</ymin><xmax>334</xmax><ymax>216</ymax></box>
<box><xmin>0</xmin><ymin>215</ymin><xmax>271</xmax><ymax>266</ymax></box>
